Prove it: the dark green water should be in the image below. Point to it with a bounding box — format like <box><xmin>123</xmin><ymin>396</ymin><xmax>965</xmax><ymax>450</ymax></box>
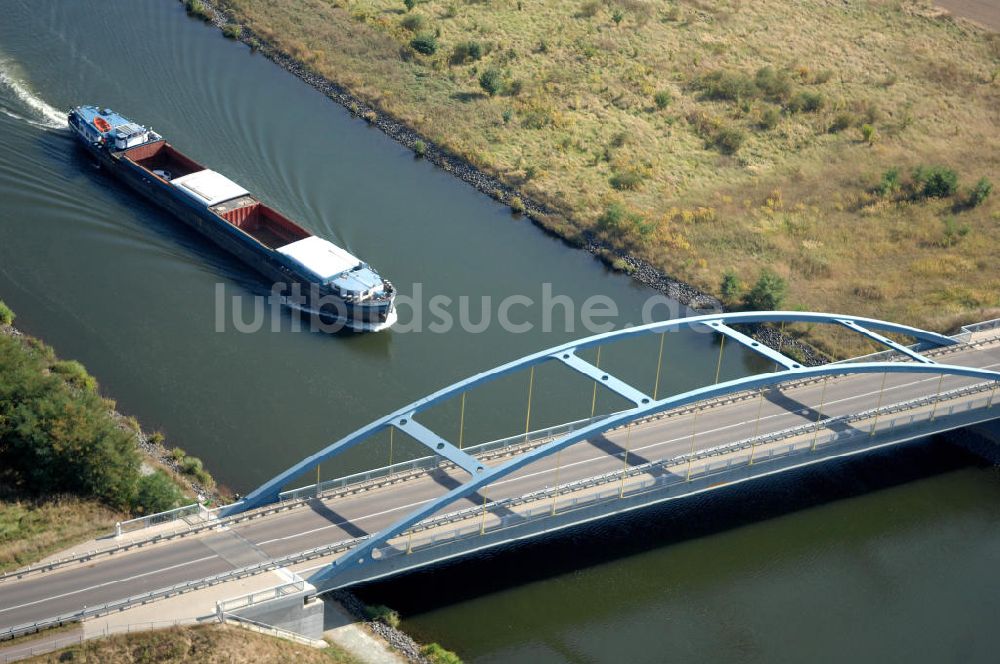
<box><xmin>0</xmin><ymin>2</ymin><xmax>997</xmax><ymax>661</ymax></box>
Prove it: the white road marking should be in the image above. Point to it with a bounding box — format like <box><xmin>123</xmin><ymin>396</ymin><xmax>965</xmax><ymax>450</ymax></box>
<box><xmin>0</xmin><ymin>555</ymin><xmax>218</xmax><ymax>614</ymax></box>
<box><xmin>252</xmin><ymin>358</ymin><xmax>1000</xmax><ymax>547</ymax></box>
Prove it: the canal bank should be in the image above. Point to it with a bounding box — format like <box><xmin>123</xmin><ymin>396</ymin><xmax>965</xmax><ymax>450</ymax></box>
<box><xmin>181</xmin><ymin>0</ymin><xmax>724</xmax><ymax>313</ymax></box>
<box><xmin>1</xmin><ymin>2</ymin><xmax>997</xmax><ymax>662</ymax></box>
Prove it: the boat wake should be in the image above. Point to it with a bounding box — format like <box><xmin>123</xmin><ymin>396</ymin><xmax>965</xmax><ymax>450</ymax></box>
<box><xmin>0</xmin><ymin>59</ymin><xmax>66</xmax><ymax>129</ymax></box>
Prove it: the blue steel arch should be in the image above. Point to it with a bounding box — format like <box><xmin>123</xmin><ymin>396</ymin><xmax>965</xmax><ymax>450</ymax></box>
<box><xmin>215</xmin><ymin>310</ymin><xmax>1000</xmax><ymax>584</ymax></box>
<box><xmin>225</xmin><ymin>311</ymin><xmax>961</xmax><ymax>518</ymax></box>
<box><xmin>308</xmin><ymin>359</ymin><xmax>1000</xmax><ymax>584</ymax></box>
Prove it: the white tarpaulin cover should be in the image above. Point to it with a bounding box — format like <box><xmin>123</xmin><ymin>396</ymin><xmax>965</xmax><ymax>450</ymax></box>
<box><xmin>277</xmin><ymin>236</ymin><xmax>360</xmax><ymax>280</ymax></box>
<box><xmin>172</xmin><ymin>169</ymin><xmax>249</xmax><ymax>207</ymax></box>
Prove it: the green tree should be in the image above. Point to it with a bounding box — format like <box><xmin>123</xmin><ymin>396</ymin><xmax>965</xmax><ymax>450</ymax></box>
<box><xmin>0</xmin><ymin>335</ymin><xmax>144</xmax><ymax>511</ymax></box>
<box><xmin>720</xmin><ymin>270</ymin><xmax>742</xmax><ymax>302</ymax></box>
<box><xmin>742</xmin><ymin>269</ymin><xmax>787</xmax><ymax>311</ymax></box>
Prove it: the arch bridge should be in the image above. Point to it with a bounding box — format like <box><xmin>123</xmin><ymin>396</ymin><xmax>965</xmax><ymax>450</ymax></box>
<box><xmin>222</xmin><ymin>312</ymin><xmax>1000</xmax><ymax>588</ymax></box>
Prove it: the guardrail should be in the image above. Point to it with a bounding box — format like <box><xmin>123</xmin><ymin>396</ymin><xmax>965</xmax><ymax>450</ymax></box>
<box><xmin>376</xmin><ymin>386</ymin><xmax>999</xmax><ymax>559</ymax></box>
<box><xmin>8</xmin><ymin>342</ymin><xmax>998</xmax><ymax>585</ymax></box>
<box><xmin>115</xmin><ymin>502</ymin><xmax>213</xmax><ymax>536</ymax></box>
<box><xmin>215</xmin><ymin>578</ymin><xmax>306</xmax><ymax>615</ymax></box>
<box><xmin>957</xmin><ymin>318</ymin><xmax>1000</xmax><ymax>343</ymax></box>
<box><xmin>277</xmin><ymin>414</ymin><xmax>612</xmax><ymax>502</ymax></box>
<box><xmin>0</xmin><ymin>535</ymin><xmax>365</xmax><ymax>642</ymax></box>
<box><xmin>3</xmin><ymin>381</ymin><xmax>996</xmax><ymax>641</ymax></box>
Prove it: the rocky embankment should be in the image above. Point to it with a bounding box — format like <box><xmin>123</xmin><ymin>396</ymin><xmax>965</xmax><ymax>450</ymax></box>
<box><xmin>330</xmin><ymin>590</ymin><xmax>431</xmax><ymax>664</ymax></box>
<box><xmin>191</xmin><ymin>1</ymin><xmax>724</xmax><ymax>312</ymax></box>
<box><xmin>189</xmin><ymin>1</ymin><xmax>824</xmax><ymax>361</ymax></box>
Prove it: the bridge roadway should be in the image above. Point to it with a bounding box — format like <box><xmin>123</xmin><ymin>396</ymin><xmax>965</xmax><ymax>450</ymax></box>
<box><xmin>2</xmin><ymin>340</ymin><xmax>998</xmax><ymax>633</ymax></box>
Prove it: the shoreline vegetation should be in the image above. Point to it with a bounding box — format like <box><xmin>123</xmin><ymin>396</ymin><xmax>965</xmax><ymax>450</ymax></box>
<box><xmin>0</xmin><ymin>301</ymin><xmax>225</xmax><ymax>573</ymax></box>
<box><xmin>0</xmin><ymin>302</ymin><xmax>455</xmax><ymax>661</ymax></box>
<box><xmin>185</xmin><ymin>0</ymin><xmax>998</xmax><ymax>357</ymax></box>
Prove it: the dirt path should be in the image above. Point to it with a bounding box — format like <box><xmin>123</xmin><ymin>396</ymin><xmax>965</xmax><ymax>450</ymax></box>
<box><xmin>937</xmin><ymin>0</ymin><xmax>1000</xmax><ymax>30</ymax></box>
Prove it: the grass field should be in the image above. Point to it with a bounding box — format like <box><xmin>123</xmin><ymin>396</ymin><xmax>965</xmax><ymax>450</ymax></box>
<box><xmin>214</xmin><ymin>0</ymin><xmax>999</xmax><ymax>355</ymax></box>
<box><xmin>0</xmin><ymin>496</ymin><xmax>120</xmax><ymax>572</ymax></box>
<box><xmin>22</xmin><ymin>624</ymin><xmax>361</xmax><ymax>663</ymax></box>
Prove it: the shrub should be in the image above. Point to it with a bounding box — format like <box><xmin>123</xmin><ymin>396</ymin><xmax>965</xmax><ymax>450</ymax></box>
<box><xmin>754</xmin><ymin>66</ymin><xmax>791</xmax><ymax>101</ymax></box>
<box><xmin>612</xmin><ymin>8</ymin><xmax>624</xmax><ymax>24</ymax></box>
<box><xmin>421</xmin><ymin>643</ymin><xmax>463</xmax><ymax>664</ymax></box>
<box><xmin>363</xmin><ymin>605</ymin><xmax>401</xmax><ymax>629</ymax></box>
<box><xmin>860</xmin><ymin>123</ymin><xmax>878</xmax><ymax>145</ymax></box>
<box><xmin>479</xmin><ymin>67</ymin><xmax>503</xmax><ymax>96</ymax></box>
<box><xmin>758</xmin><ymin>107</ymin><xmax>781</xmax><ymax>130</ymax></box>
<box><xmin>829</xmin><ymin>112</ymin><xmax>856</xmax><ymax>133</ymax></box>
<box><xmin>699</xmin><ymin>70</ymin><xmax>756</xmax><ymax>101</ymax></box>
<box><xmin>609</xmin><ymin>170</ymin><xmax>644</xmax><ymax>191</ymax></box>
<box><xmin>134</xmin><ymin>470</ymin><xmax>185</xmax><ymax>514</ymax></box>
<box><xmin>578</xmin><ymin>0</ymin><xmax>601</xmax><ymax>18</ymax></box>
<box><xmin>410</xmin><ymin>33</ymin><xmax>437</xmax><ymax>54</ymax></box>
<box><xmin>221</xmin><ymin>23</ymin><xmax>241</xmax><ymax>39</ymax></box>
<box><xmin>180</xmin><ymin>455</ymin><xmax>204</xmax><ymax>476</ymax></box>
<box><xmin>742</xmin><ymin>269</ymin><xmax>787</xmax><ymax>310</ymax></box>
<box><xmin>413</xmin><ymin>140</ymin><xmax>427</xmax><ymax>157</ymax></box>
<box><xmin>653</xmin><ymin>90</ymin><xmax>671</xmax><ymax>110</ymax></box>
<box><xmin>918</xmin><ymin>165</ymin><xmax>959</xmax><ymax>198</ymax></box>
<box><xmin>401</xmin><ymin>13</ymin><xmax>426</xmax><ymax>31</ymax></box>
<box><xmin>51</xmin><ymin>360</ymin><xmax>98</xmax><ymax>393</ymax></box>
<box><xmin>875</xmin><ymin>167</ymin><xmax>901</xmax><ymax>198</ymax></box>
<box><xmin>510</xmin><ymin>196</ymin><xmax>525</xmax><ymax>214</ymax></box>
<box><xmin>940</xmin><ymin>217</ymin><xmax>970</xmax><ymax>247</ymax></box>
<box><xmin>404</xmin><ymin>0</ymin><xmax>416</xmax><ymax>10</ymax></box>
<box><xmin>786</xmin><ymin>91</ymin><xmax>824</xmax><ymax>113</ymax></box>
<box><xmin>170</xmin><ymin>447</ymin><xmax>186</xmax><ymax>462</ymax></box>
<box><xmin>450</xmin><ymin>40</ymin><xmax>483</xmax><ymax>64</ymax></box>
<box><xmin>720</xmin><ymin>270</ymin><xmax>742</xmax><ymax>302</ymax></box>
<box><xmin>967</xmin><ymin>177</ymin><xmax>992</xmax><ymax>207</ymax></box>
<box><xmin>184</xmin><ymin>0</ymin><xmax>210</xmax><ymax>21</ymax></box>
<box><xmin>0</xmin><ymin>300</ymin><xmax>14</xmax><ymax>326</ymax></box>
<box><xmin>713</xmin><ymin>125</ymin><xmax>746</xmax><ymax>154</ymax></box>
<box><xmin>597</xmin><ymin>203</ymin><xmax>655</xmax><ymax>244</ymax></box>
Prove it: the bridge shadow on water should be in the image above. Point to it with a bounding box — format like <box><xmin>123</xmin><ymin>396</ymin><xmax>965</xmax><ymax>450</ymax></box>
<box><xmin>351</xmin><ymin>435</ymin><xmax>989</xmax><ymax>616</ymax></box>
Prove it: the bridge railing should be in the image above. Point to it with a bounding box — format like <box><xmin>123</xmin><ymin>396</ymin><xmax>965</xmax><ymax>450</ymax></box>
<box><xmin>957</xmin><ymin>317</ymin><xmax>1000</xmax><ymax>343</ymax></box>
<box><xmin>114</xmin><ymin>502</ymin><xmax>213</xmax><ymax>536</ymax></box>
<box><xmin>4</xmin><ymin>384</ymin><xmax>995</xmax><ymax>639</ymax></box>
<box><xmin>277</xmin><ymin>414</ymin><xmax>611</xmax><ymax>502</ymax></box>
<box><xmin>215</xmin><ymin>578</ymin><xmax>306</xmax><ymax>615</ymax></box>
<box><xmin>368</xmin><ymin>384</ymin><xmax>998</xmax><ymax>561</ymax></box>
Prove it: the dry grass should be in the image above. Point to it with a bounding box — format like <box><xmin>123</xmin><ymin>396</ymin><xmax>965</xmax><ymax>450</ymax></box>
<box><xmin>218</xmin><ymin>0</ymin><xmax>999</xmax><ymax>351</ymax></box>
<box><xmin>0</xmin><ymin>496</ymin><xmax>121</xmax><ymax>573</ymax></box>
<box><xmin>23</xmin><ymin>624</ymin><xmax>360</xmax><ymax>664</ymax></box>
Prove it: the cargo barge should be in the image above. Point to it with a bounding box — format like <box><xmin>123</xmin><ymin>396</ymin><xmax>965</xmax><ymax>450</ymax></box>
<box><xmin>67</xmin><ymin>105</ymin><xmax>396</xmax><ymax>331</ymax></box>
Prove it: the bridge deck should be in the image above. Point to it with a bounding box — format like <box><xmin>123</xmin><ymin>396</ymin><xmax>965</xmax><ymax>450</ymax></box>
<box><xmin>2</xmin><ymin>338</ymin><xmax>998</xmax><ymax>635</ymax></box>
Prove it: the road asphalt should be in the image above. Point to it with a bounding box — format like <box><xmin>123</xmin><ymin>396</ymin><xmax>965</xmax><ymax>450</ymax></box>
<box><xmin>2</xmin><ymin>341</ymin><xmax>998</xmax><ymax>633</ymax></box>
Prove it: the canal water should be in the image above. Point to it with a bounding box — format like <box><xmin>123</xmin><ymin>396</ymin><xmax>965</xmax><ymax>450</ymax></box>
<box><xmin>1</xmin><ymin>2</ymin><xmax>997</xmax><ymax>661</ymax></box>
